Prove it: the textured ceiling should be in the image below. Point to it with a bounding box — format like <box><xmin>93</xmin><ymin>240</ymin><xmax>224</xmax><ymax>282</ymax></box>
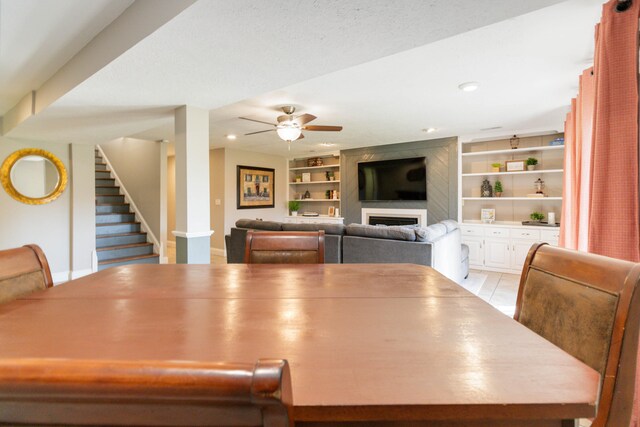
<box><xmin>3</xmin><ymin>0</ymin><xmax>602</xmax><ymax>156</ymax></box>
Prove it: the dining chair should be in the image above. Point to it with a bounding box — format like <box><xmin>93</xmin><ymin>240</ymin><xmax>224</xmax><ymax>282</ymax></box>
<box><xmin>514</xmin><ymin>243</ymin><xmax>640</xmax><ymax>427</ymax></box>
<box><xmin>0</xmin><ymin>244</ymin><xmax>53</xmax><ymax>304</ymax></box>
<box><xmin>0</xmin><ymin>358</ymin><xmax>293</xmax><ymax>427</ymax></box>
<box><xmin>244</xmin><ymin>230</ymin><xmax>325</xmax><ymax>264</ymax></box>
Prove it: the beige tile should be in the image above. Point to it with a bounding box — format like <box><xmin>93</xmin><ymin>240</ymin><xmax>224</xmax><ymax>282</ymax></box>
<box><xmin>165</xmin><ymin>245</ymin><xmax>226</xmax><ymax>264</ymax></box>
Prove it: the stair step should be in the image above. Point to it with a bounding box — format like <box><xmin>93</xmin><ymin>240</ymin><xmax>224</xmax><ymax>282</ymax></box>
<box><xmin>96</xmin><ymin>186</ymin><xmax>120</xmax><ymax>195</ymax></box>
<box><xmin>98</xmin><ymin>253</ymin><xmax>159</xmax><ymax>270</ymax></box>
<box><xmin>96</xmin><ymin>232</ymin><xmax>148</xmax><ymax>248</ymax></box>
<box><xmin>95</xmin><ymin>178</ymin><xmax>115</xmax><ymax>186</ymax></box>
<box><xmin>96</xmin><ymin>222</ymin><xmax>141</xmax><ymax>236</ymax></box>
<box><xmin>95</xmin><ymin>171</ymin><xmax>111</xmax><ymax>179</ymax></box>
<box><xmin>96</xmin><ymin>242</ymin><xmax>154</xmax><ymax>262</ymax></box>
<box><xmin>96</xmin><ymin>195</ymin><xmax>125</xmax><ymax>204</ymax></box>
<box><xmin>96</xmin><ymin>204</ymin><xmax>130</xmax><ymax>214</ymax></box>
<box><xmin>96</xmin><ymin>213</ymin><xmax>135</xmax><ymax>224</ymax></box>
<box><xmin>95</xmin><ymin>164</ymin><xmax>108</xmax><ymax>171</ymax></box>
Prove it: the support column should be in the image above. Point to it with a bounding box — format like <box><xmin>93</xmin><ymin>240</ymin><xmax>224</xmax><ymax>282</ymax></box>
<box><xmin>172</xmin><ymin>106</ymin><xmax>212</xmax><ymax>264</ymax></box>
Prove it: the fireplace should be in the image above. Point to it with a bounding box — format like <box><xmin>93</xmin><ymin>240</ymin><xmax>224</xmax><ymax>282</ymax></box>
<box><xmin>361</xmin><ymin>208</ymin><xmax>427</xmax><ymax>227</ymax></box>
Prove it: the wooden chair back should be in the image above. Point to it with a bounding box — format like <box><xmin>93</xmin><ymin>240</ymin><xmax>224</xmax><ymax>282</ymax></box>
<box><xmin>0</xmin><ymin>358</ymin><xmax>292</xmax><ymax>427</ymax></box>
<box><xmin>244</xmin><ymin>230</ymin><xmax>325</xmax><ymax>264</ymax></box>
<box><xmin>0</xmin><ymin>244</ymin><xmax>53</xmax><ymax>304</ymax></box>
<box><xmin>514</xmin><ymin>243</ymin><xmax>640</xmax><ymax>427</ymax></box>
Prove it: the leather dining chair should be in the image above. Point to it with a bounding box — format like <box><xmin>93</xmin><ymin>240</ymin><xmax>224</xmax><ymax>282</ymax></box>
<box><xmin>0</xmin><ymin>358</ymin><xmax>293</xmax><ymax>427</ymax></box>
<box><xmin>514</xmin><ymin>243</ymin><xmax>640</xmax><ymax>427</ymax></box>
<box><xmin>244</xmin><ymin>230</ymin><xmax>325</xmax><ymax>264</ymax></box>
<box><xmin>0</xmin><ymin>244</ymin><xmax>53</xmax><ymax>304</ymax></box>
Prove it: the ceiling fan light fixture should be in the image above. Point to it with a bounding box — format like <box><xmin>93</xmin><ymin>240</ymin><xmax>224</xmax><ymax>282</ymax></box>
<box><xmin>226</xmin><ymin>134</ymin><xmax>237</xmax><ymax>140</ymax></box>
<box><xmin>276</xmin><ymin>124</ymin><xmax>302</xmax><ymax>142</ymax></box>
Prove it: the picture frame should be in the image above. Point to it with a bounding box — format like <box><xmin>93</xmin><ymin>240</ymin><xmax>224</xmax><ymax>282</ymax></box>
<box><xmin>505</xmin><ymin>160</ymin><xmax>525</xmax><ymax>172</ymax></box>
<box><xmin>481</xmin><ymin>208</ymin><xmax>496</xmax><ymax>223</ymax></box>
<box><xmin>328</xmin><ymin>206</ymin><xmax>335</xmax><ymax>217</ymax></box>
<box><xmin>302</xmin><ymin>172</ymin><xmax>311</xmax><ymax>183</ymax></box>
<box><xmin>237</xmin><ymin>165</ymin><xmax>275</xmax><ymax>209</ymax></box>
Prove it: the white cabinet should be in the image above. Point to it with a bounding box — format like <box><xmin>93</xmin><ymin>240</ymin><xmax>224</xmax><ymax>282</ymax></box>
<box><xmin>462</xmin><ymin>223</ymin><xmax>558</xmax><ymax>273</ymax></box>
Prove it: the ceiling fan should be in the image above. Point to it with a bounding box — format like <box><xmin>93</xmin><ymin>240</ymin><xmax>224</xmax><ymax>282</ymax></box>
<box><xmin>239</xmin><ymin>106</ymin><xmax>342</xmax><ymax>145</ymax></box>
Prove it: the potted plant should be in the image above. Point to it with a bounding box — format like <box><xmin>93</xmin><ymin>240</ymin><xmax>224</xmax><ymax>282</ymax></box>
<box><xmin>491</xmin><ymin>162</ymin><xmax>502</xmax><ymax>173</ymax></box>
<box><xmin>288</xmin><ymin>200</ymin><xmax>300</xmax><ymax>216</ymax></box>
<box><xmin>530</xmin><ymin>211</ymin><xmax>545</xmax><ymax>222</ymax></box>
<box><xmin>494</xmin><ymin>180</ymin><xmax>503</xmax><ymax>197</ymax></box>
<box><xmin>526</xmin><ymin>157</ymin><xmax>538</xmax><ymax>171</ymax></box>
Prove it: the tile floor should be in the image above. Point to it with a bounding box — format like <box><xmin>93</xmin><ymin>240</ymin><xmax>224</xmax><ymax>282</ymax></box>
<box><xmin>460</xmin><ymin>269</ymin><xmax>521</xmax><ymax>317</ymax></box>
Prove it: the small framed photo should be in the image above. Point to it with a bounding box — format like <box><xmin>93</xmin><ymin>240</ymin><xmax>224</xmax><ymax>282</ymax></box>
<box><xmin>481</xmin><ymin>209</ymin><xmax>496</xmax><ymax>223</ymax></box>
<box><xmin>302</xmin><ymin>172</ymin><xmax>311</xmax><ymax>183</ymax></box>
<box><xmin>328</xmin><ymin>206</ymin><xmax>335</xmax><ymax>217</ymax></box>
<box><xmin>505</xmin><ymin>160</ymin><xmax>525</xmax><ymax>172</ymax></box>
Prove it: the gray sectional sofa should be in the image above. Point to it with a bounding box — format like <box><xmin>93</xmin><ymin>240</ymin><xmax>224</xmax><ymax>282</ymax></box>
<box><xmin>225</xmin><ymin>219</ymin><xmax>469</xmax><ymax>283</ymax></box>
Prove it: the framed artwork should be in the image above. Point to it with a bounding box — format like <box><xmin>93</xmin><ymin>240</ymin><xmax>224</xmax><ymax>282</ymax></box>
<box><xmin>505</xmin><ymin>160</ymin><xmax>525</xmax><ymax>172</ymax></box>
<box><xmin>237</xmin><ymin>165</ymin><xmax>275</xmax><ymax>209</ymax></box>
<box><xmin>328</xmin><ymin>206</ymin><xmax>335</xmax><ymax>217</ymax></box>
<box><xmin>481</xmin><ymin>208</ymin><xmax>496</xmax><ymax>223</ymax></box>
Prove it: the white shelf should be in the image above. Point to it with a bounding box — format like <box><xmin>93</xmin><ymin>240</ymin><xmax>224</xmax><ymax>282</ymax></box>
<box><xmin>290</xmin><ymin>180</ymin><xmax>340</xmax><ymax>184</ymax></box>
<box><xmin>462</xmin><ymin>169</ymin><xmax>563</xmax><ymax>177</ymax></box>
<box><xmin>295</xmin><ymin>199</ymin><xmax>340</xmax><ymax>202</ymax></box>
<box><xmin>461</xmin><ymin>145</ymin><xmax>565</xmax><ymax>157</ymax></box>
<box><xmin>462</xmin><ymin>197</ymin><xmax>562</xmax><ymax>201</ymax></box>
<box><xmin>290</xmin><ymin>164</ymin><xmax>340</xmax><ymax>171</ymax></box>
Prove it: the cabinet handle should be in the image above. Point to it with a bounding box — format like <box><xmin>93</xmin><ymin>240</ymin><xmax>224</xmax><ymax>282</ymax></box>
<box><xmin>522</xmin><ymin>233</ymin><xmax>530</xmax><ymax>236</ymax></box>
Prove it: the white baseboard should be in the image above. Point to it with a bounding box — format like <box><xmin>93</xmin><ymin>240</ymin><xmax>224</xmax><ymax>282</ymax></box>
<box><xmin>52</xmin><ymin>271</ymin><xmax>70</xmax><ymax>285</ymax></box>
<box><xmin>71</xmin><ymin>269</ymin><xmax>94</xmax><ymax>280</ymax></box>
<box><xmin>160</xmin><ymin>256</ymin><xmax>169</xmax><ymax>264</ymax></box>
<box><xmin>211</xmin><ymin>247</ymin><xmax>226</xmax><ymax>257</ymax></box>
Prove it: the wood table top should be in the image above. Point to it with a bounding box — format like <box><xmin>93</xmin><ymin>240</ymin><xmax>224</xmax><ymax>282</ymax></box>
<box><xmin>0</xmin><ymin>264</ymin><xmax>599</xmax><ymax>424</ymax></box>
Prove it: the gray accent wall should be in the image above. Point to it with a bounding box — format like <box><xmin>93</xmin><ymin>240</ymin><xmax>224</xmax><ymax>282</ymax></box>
<box><xmin>341</xmin><ymin>137</ymin><xmax>458</xmax><ymax>225</ymax></box>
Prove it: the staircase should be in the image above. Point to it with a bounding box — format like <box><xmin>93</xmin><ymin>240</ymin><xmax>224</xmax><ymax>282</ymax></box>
<box><xmin>95</xmin><ymin>150</ymin><xmax>159</xmax><ymax>270</ymax></box>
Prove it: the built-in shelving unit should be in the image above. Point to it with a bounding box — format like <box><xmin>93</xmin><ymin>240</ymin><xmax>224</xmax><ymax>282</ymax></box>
<box><xmin>458</xmin><ymin>133</ymin><xmax>565</xmax><ymax>274</ymax></box>
<box><xmin>288</xmin><ymin>154</ymin><xmax>342</xmax><ymax>222</ymax></box>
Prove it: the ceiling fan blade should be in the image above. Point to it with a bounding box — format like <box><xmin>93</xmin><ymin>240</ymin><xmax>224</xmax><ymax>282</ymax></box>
<box><xmin>296</xmin><ymin>133</ymin><xmax>305</xmax><ymax>140</ymax></box>
<box><xmin>277</xmin><ymin>114</ymin><xmax>291</xmax><ymax>123</ymax></box>
<box><xmin>239</xmin><ymin>117</ymin><xmax>276</xmax><ymax>126</ymax></box>
<box><xmin>293</xmin><ymin>114</ymin><xmax>317</xmax><ymax>126</ymax></box>
<box><xmin>302</xmin><ymin>125</ymin><xmax>343</xmax><ymax>132</ymax></box>
<box><xmin>244</xmin><ymin>129</ymin><xmax>275</xmax><ymax>136</ymax></box>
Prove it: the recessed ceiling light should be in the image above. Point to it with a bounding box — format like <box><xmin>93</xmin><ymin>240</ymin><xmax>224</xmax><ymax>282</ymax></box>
<box><xmin>422</xmin><ymin>128</ymin><xmax>437</xmax><ymax>133</ymax></box>
<box><xmin>320</xmin><ymin>143</ymin><xmax>336</xmax><ymax>147</ymax></box>
<box><xmin>458</xmin><ymin>81</ymin><xmax>480</xmax><ymax>92</ymax></box>
<box><xmin>226</xmin><ymin>134</ymin><xmax>237</xmax><ymax>140</ymax></box>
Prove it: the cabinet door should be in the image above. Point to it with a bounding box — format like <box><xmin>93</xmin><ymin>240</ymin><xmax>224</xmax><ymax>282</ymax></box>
<box><xmin>484</xmin><ymin>238</ymin><xmax>511</xmax><ymax>269</ymax></box>
<box><xmin>511</xmin><ymin>240</ymin><xmax>537</xmax><ymax>271</ymax></box>
<box><xmin>463</xmin><ymin>237</ymin><xmax>483</xmax><ymax>267</ymax></box>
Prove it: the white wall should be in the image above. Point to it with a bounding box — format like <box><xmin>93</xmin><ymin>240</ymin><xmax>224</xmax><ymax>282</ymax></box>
<box><xmin>0</xmin><ymin>137</ymin><xmax>95</xmax><ymax>282</ymax></box>
<box><xmin>166</xmin><ymin>147</ymin><xmax>288</xmax><ymax>252</ymax></box>
<box><xmin>101</xmin><ymin>138</ymin><xmax>166</xmax><ymax>247</ymax></box>
<box><xmin>223</xmin><ymin>148</ymin><xmax>287</xmax><ymax>236</ymax></box>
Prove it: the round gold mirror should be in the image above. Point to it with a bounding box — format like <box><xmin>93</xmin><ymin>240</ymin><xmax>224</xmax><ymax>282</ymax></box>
<box><xmin>0</xmin><ymin>148</ymin><xmax>68</xmax><ymax>205</ymax></box>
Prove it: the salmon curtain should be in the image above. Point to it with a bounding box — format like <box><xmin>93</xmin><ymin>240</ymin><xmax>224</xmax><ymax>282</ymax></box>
<box><xmin>561</xmin><ymin>1</ymin><xmax>640</xmax><ymax>425</ymax></box>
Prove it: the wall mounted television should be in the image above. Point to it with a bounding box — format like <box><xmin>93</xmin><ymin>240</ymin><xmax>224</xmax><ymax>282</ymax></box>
<box><xmin>358</xmin><ymin>157</ymin><xmax>427</xmax><ymax>201</ymax></box>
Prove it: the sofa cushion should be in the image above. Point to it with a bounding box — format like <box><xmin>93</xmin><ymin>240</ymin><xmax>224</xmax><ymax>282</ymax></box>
<box><xmin>461</xmin><ymin>243</ymin><xmax>470</xmax><ymax>261</ymax></box>
<box><xmin>235</xmin><ymin>219</ymin><xmax>282</xmax><ymax>231</ymax></box>
<box><xmin>346</xmin><ymin>224</ymin><xmax>416</xmax><ymax>241</ymax></box>
<box><xmin>415</xmin><ymin>223</ymin><xmax>447</xmax><ymax>242</ymax></box>
<box><xmin>282</xmin><ymin>223</ymin><xmax>346</xmax><ymax>235</ymax></box>
<box><xmin>440</xmin><ymin>220</ymin><xmax>459</xmax><ymax>233</ymax></box>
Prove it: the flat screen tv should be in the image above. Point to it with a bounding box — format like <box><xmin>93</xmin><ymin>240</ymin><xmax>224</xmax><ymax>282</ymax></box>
<box><xmin>358</xmin><ymin>157</ymin><xmax>427</xmax><ymax>201</ymax></box>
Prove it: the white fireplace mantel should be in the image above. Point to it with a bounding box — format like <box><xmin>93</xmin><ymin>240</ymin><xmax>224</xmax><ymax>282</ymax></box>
<box><xmin>361</xmin><ymin>208</ymin><xmax>427</xmax><ymax>227</ymax></box>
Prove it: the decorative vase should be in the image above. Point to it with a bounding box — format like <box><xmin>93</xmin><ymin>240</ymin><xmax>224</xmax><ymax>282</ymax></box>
<box><xmin>304</xmin><ymin>190</ymin><xmax>311</xmax><ymax>199</ymax></box>
<box><xmin>510</xmin><ymin>135</ymin><xmax>520</xmax><ymax>149</ymax></box>
<box><xmin>481</xmin><ymin>178</ymin><xmax>493</xmax><ymax>197</ymax></box>
<box><xmin>527</xmin><ymin>165</ymin><xmax>535</xmax><ymax>171</ymax></box>
<box><xmin>492</xmin><ymin>167</ymin><xmax>500</xmax><ymax>173</ymax></box>
<box><xmin>291</xmin><ymin>211</ymin><xmax>298</xmax><ymax>217</ymax></box>
<box><xmin>495</xmin><ymin>192</ymin><xmax>502</xmax><ymax>197</ymax></box>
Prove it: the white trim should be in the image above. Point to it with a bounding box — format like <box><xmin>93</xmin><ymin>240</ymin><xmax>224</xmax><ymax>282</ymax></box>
<box><xmin>160</xmin><ymin>256</ymin><xmax>169</xmax><ymax>264</ymax></box>
<box><xmin>96</xmin><ymin>145</ymin><xmax>162</xmax><ymax>255</ymax></box>
<box><xmin>70</xmin><ymin>269</ymin><xmax>93</xmax><ymax>280</ymax></box>
<box><xmin>172</xmin><ymin>230</ymin><xmax>214</xmax><ymax>238</ymax></box>
<box><xmin>361</xmin><ymin>208</ymin><xmax>428</xmax><ymax>227</ymax></box>
<box><xmin>211</xmin><ymin>247</ymin><xmax>226</xmax><ymax>257</ymax></box>
<box><xmin>52</xmin><ymin>271</ymin><xmax>70</xmax><ymax>285</ymax></box>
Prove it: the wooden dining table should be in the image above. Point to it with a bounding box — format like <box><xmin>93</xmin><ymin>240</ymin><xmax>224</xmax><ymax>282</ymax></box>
<box><xmin>0</xmin><ymin>263</ymin><xmax>598</xmax><ymax>426</ymax></box>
